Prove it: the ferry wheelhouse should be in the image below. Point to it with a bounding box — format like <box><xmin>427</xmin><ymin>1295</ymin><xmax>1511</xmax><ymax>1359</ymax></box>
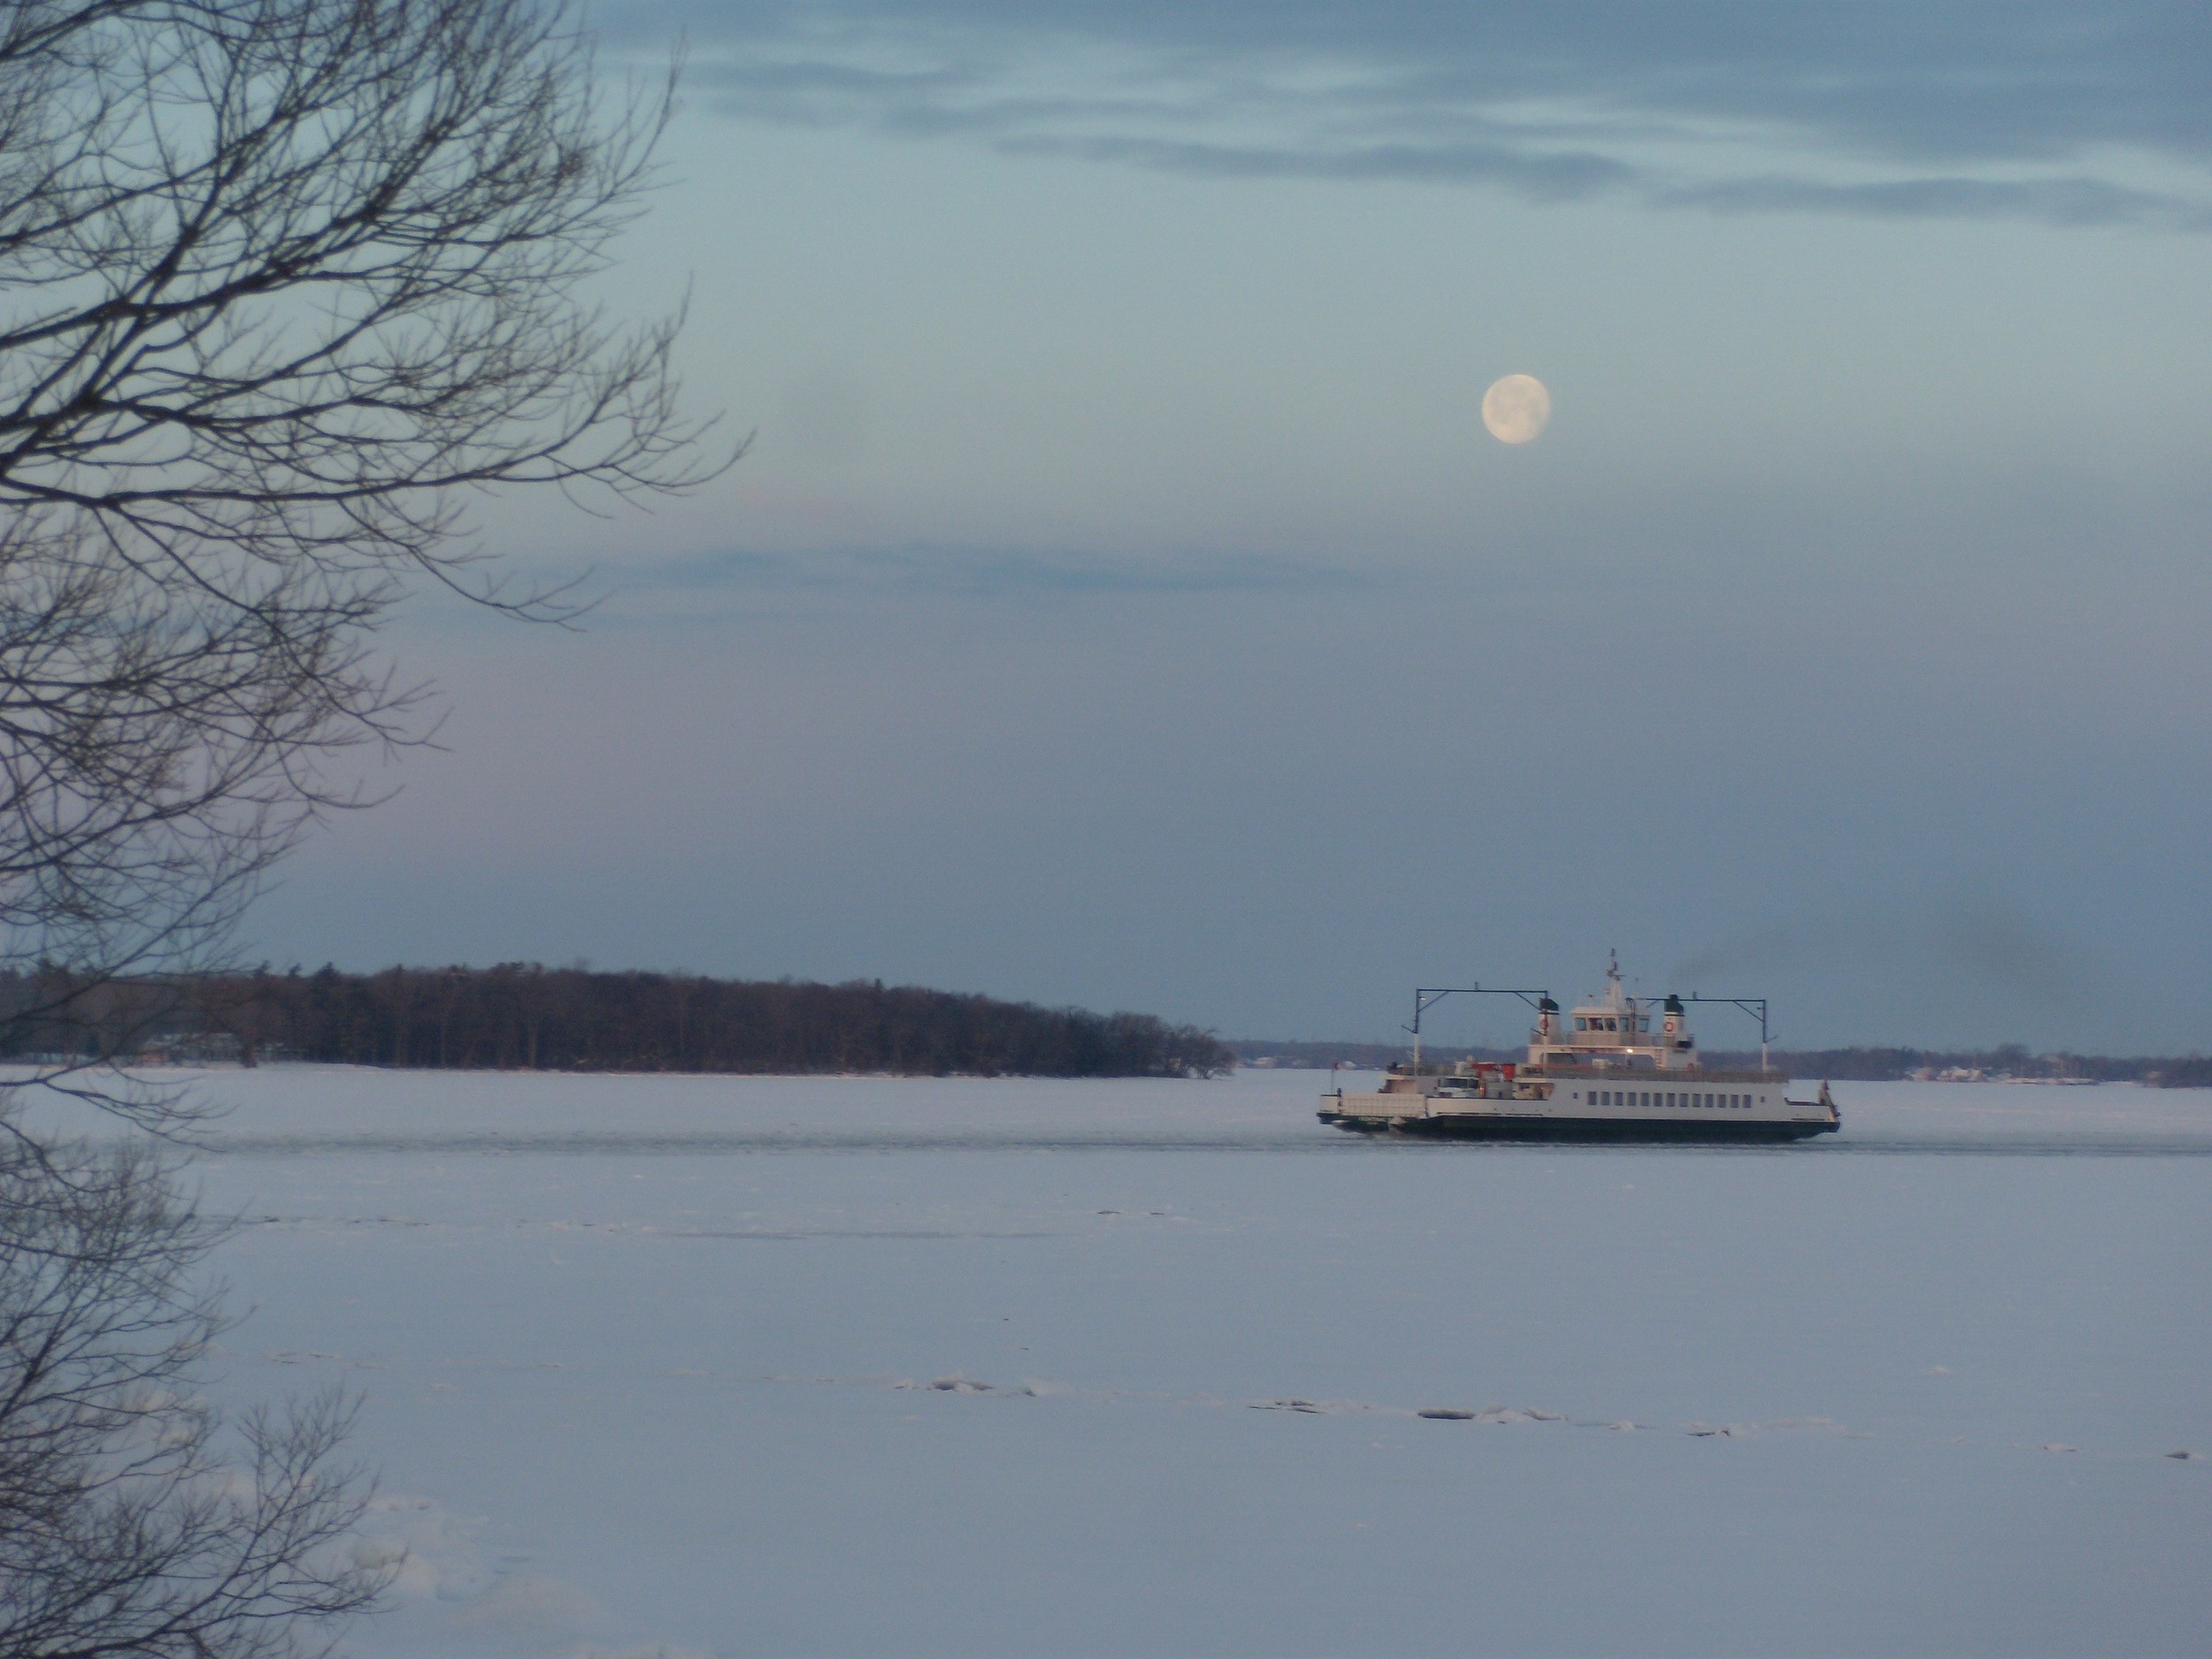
<box><xmin>1319</xmin><ymin>956</ymin><xmax>1839</xmax><ymax>1141</ymax></box>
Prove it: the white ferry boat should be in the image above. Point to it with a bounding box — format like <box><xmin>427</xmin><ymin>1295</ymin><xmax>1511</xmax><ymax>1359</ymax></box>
<box><xmin>1319</xmin><ymin>957</ymin><xmax>1839</xmax><ymax>1142</ymax></box>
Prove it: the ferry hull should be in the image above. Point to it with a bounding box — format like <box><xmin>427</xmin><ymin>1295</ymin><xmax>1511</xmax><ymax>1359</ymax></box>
<box><xmin>1318</xmin><ymin>1110</ymin><xmax>1839</xmax><ymax>1143</ymax></box>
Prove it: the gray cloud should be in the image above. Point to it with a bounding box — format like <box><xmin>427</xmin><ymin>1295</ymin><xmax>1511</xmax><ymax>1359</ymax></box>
<box><xmin>994</xmin><ymin>134</ymin><xmax>1637</xmax><ymax>200</ymax></box>
<box><xmin>630</xmin><ymin>2</ymin><xmax>2212</xmax><ymax>228</ymax></box>
<box><xmin>1663</xmin><ymin>173</ymin><xmax>2211</xmax><ymax>230</ymax></box>
<box><xmin>603</xmin><ymin>542</ymin><xmax>1377</xmax><ymax>608</ymax></box>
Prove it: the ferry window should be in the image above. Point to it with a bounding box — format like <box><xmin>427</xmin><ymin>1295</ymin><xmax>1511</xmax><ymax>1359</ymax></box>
<box><xmin>1574</xmin><ymin>1017</ymin><xmax>1587</xmax><ymax>1031</ymax></box>
<box><xmin>1605</xmin><ymin>1018</ymin><xmax>1617</xmax><ymax>1032</ymax></box>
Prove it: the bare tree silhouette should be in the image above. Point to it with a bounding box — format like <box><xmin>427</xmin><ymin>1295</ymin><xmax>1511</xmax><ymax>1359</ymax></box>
<box><xmin>0</xmin><ymin>0</ymin><xmax>722</xmax><ymax>1110</ymax></box>
<box><xmin>0</xmin><ymin>0</ymin><xmax>722</xmax><ymax>1648</ymax></box>
<box><xmin>0</xmin><ymin>1138</ymin><xmax>381</xmax><ymax>1656</ymax></box>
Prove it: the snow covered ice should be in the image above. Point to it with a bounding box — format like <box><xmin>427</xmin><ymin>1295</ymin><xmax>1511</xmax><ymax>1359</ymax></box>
<box><xmin>113</xmin><ymin>1068</ymin><xmax>2212</xmax><ymax>1655</ymax></box>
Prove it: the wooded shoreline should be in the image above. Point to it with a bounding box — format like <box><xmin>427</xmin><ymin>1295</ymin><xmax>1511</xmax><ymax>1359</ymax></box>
<box><xmin>1</xmin><ymin>966</ymin><xmax>1234</xmax><ymax>1079</ymax></box>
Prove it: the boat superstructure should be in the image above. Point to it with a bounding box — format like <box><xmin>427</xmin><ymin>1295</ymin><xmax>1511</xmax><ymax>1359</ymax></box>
<box><xmin>1319</xmin><ymin>956</ymin><xmax>1839</xmax><ymax>1141</ymax></box>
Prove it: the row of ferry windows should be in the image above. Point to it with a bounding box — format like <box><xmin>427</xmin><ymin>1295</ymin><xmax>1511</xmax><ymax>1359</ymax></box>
<box><xmin>1575</xmin><ymin>1089</ymin><xmax>1763</xmax><ymax>1110</ymax></box>
<box><xmin>1574</xmin><ymin>1016</ymin><xmax>1641</xmax><ymax>1032</ymax></box>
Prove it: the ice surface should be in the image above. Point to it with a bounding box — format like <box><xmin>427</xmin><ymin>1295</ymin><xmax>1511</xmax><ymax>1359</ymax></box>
<box><xmin>84</xmin><ymin>1067</ymin><xmax>2212</xmax><ymax>1655</ymax></box>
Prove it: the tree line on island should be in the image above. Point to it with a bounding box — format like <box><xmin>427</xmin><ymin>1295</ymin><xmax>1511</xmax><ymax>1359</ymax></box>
<box><xmin>0</xmin><ymin>964</ymin><xmax>1235</xmax><ymax>1079</ymax></box>
<box><xmin>12</xmin><ymin>965</ymin><xmax>2204</xmax><ymax>1084</ymax></box>
<box><xmin>1222</xmin><ymin>1038</ymin><xmax>2212</xmax><ymax>1088</ymax></box>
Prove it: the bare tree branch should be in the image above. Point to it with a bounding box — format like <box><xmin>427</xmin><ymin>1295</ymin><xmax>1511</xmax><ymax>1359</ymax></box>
<box><xmin>0</xmin><ymin>2</ymin><xmax>726</xmax><ymax>1647</ymax></box>
<box><xmin>0</xmin><ymin>0</ymin><xmax>726</xmax><ymax>1102</ymax></box>
<box><xmin>0</xmin><ymin>1136</ymin><xmax>384</xmax><ymax>1657</ymax></box>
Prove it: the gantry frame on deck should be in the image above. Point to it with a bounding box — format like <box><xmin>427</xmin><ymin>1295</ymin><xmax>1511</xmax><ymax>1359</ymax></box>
<box><xmin>1403</xmin><ymin>986</ymin><xmax>1552</xmax><ymax>1073</ymax></box>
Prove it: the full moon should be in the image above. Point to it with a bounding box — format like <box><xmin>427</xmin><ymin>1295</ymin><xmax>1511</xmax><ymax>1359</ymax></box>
<box><xmin>1482</xmin><ymin>373</ymin><xmax>1551</xmax><ymax>444</ymax></box>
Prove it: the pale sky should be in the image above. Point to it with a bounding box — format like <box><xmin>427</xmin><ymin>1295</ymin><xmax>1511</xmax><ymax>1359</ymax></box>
<box><xmin>248</xmin><ymin>0</ymin><xmax>2212</xmax><ymax>1051</ymax></box>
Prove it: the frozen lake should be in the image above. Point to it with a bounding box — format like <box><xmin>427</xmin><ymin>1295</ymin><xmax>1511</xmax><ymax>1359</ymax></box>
<box><xmin>139</xmin><ymin>1068</ymin><xmax>2212</xmax><ymax>1656</ymax></box>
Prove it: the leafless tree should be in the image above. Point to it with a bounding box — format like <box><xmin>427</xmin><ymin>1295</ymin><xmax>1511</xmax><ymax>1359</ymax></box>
<box><xmin>0</xmin><ymin>0</ymin><xmax>721</xmax><ymax>1104</ymax></box>
<box><xmin>0</xmin><ymin>0</ymin><xmax>722</xmax><ymax>1647</ymax></box>
<box><xmin>0</xmin><ymin>1134</ymin><xmax>382</xmax><ymax>1656</ymax></box>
